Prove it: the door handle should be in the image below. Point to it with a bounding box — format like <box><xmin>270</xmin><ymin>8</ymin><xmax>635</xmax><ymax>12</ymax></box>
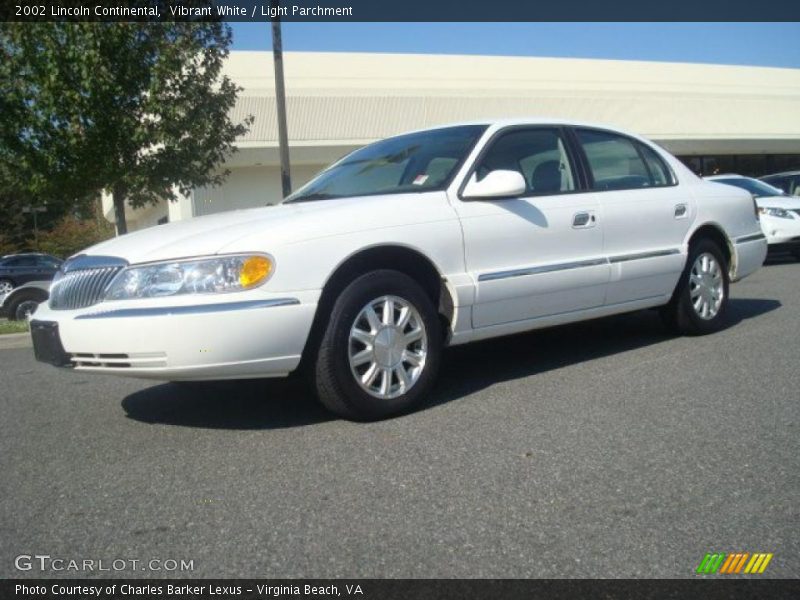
<box><xmin>572</xmin><ymin>212</ymin><xmax>596</xmax><ymax>228</ymax></box>
<box><xmin>674</xmin><ymin>203</ymin><xmax>688</xmax><ymax>218</ymax></box>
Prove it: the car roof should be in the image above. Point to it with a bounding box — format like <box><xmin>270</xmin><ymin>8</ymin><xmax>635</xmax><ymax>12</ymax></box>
<box><xmin>705</xmin><ymin>174</ymin><xmax>749</xmax><ymax>180</ymax></box>
<box><xmin>761</xmin><ymin>171</ymin><xmax>800</xmax><ymax>178</ymax></box>
<box><xmin>0</xmin><ymin>253</ymin><xmax>55</xmax><ymax>259</ymax></box>
<box><xmin>402</xmin><ymin>118</ymin><xmax>649</xmax><ymax>140</ymax></box>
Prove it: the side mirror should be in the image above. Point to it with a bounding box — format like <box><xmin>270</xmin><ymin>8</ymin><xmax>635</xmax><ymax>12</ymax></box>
<box><xmin>462</xmin><ymin>170</ymin><xmax>526</xmax><ymax>200</ymax></box>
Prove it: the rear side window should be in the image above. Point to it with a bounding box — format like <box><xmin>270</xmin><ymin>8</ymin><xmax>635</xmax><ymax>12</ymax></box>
<box><xmin>576</xmin><ymin>129</ymin><xmax>672</xmax><ymax>191</ymax></box>
<box><xmin>4</xmin><ymin>256</ymin><xmax>37</xmax><ymax>267</ymax></box>
<box><xmin>638</xmin><ymin>143</ymin><xmax>674</xmax><ymax>186</ymax></box>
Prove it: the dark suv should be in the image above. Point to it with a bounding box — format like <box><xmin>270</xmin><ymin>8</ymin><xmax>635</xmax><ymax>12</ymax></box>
<box><xmin>0</xmin><ymin>253</ymin><xmax>62</xmax><ymax>294</ymax></box>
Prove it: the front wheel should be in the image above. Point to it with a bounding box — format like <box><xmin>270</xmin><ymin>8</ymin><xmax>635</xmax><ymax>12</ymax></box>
<box><xmin>0</xmin><ymin>279</ymin><xmax>14</xmax><ymax>295</ymax></box>
<box><xmin>13</xmin><ymin>299</ymin><xmax>41</xmax><ymax>321</ymax></box>
<box><xmin>661</xmin><ymin>239</ymin><xmax>730</xmax><ymax>335</ymax></box>
<box><xmin>313</xmin><ymin>270</ymin><xmax>442</xmax><ymax>421</ymax></box>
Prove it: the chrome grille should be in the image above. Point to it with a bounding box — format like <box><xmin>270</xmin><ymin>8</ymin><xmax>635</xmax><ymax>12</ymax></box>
<box><xmin>49</xmin><ymin>255</ymin><xmax>128</xmax><ymax>310</ymax></box>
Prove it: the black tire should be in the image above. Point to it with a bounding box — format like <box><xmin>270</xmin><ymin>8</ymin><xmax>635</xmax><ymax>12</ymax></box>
<box><xmin>12</xmin><ymin>298</ymin><xmax>41</xmax><ymax>321</ymax></box>
<box><xmin>312</xmin><ymin>269</ymin><xmax>442</xmax><ymax>421</ymax></box>
<box><xmin>661</xmin><ymin>239</ymin><xmax>730</xmax><ymax>335</ymax></box>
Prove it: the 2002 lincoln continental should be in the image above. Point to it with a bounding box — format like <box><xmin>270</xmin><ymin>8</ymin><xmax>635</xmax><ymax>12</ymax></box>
<box><xmin>31</xmin><ymin>120</ymin><xmax>768</xmax><ymax>420</ymax></box>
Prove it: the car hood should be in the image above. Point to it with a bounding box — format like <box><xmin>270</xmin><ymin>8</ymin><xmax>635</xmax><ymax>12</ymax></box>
<box><xmin>80</xmin><ymin>192</ymin><xmax>450</xmax><ymax>264</ymax></box>
<box><xmin>754</xmin><ymin>196</ymin><xmax>800</xmax><ymax>210</ymax></box>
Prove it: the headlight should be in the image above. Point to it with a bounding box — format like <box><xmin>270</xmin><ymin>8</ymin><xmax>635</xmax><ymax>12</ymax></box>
<box><xmin>759</xmin><ymin>207</ymin><xmax>793</xmax><ymax>219</ymax></box>
<box><xmin>104</xmin><ymin>254</ymin><xmax>273</xmax><ymax>301</ymax></box>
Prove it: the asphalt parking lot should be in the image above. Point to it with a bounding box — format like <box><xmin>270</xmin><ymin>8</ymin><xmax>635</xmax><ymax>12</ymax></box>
<box><xmin>1</xmin><ymin>259</ymin><xmax>798</xmax><ymax>579</ymax></box>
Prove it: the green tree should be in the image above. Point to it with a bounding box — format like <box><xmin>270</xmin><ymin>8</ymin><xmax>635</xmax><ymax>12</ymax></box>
<box><xmin>34</xmin><ymin>209</ymin><xmax>115</xmax><ymax>260</ymax></box>
<box><xmin>0</xmin><ymin>21</ymin><xmax>251</xmax><ymax>234</ymax></box>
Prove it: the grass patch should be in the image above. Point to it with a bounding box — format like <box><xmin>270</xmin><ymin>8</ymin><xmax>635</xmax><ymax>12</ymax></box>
<box><xmin>0</xmin><ymin>320</ymin><xmax>29</xmax><ymax>335</ymax></box>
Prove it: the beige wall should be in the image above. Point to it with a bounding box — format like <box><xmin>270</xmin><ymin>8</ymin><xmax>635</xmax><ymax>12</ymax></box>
<box><xmin>112</xmin><ymin>51</ymin><xmax>800</xmax><ymax>230</ymax></box>
<box><xmin>228</xmin><ymin>51</ymin><xmax>800</xmax><ymax>155</ymax></box>
<box><xmin>193</xmin><ymin>164</ymin><xmax>323</xmax><ymax>216</ymax></box>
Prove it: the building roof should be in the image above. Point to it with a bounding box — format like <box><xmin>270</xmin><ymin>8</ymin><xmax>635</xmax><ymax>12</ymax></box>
<box><xmin>226</xmin><ymin>51</ymin><xmax>800</xmax><ymax>155</ymax></box>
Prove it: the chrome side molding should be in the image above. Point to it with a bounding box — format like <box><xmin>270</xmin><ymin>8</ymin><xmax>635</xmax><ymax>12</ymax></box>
<box><xmin>608</xmin><ymin>248</ymin><xmax>681</xmax><ymax>263</ymax></box>
<box><xmin>478</xmin><ymin>258</ymin><xmax>608</xmax><ymax>282</ymax></box>
<box><xmin>479</xmin><ymin>248</ymin><xmax>682</xmax><ymax>282</ymax></box>
<box><xmin>75</xmin><ymin>298</ymin><xmax>300</xmax><ymax>320</ymax></box>
<box><xmin>735</xmin><ymin>233</ymin><xmax>767</xmax><ymax>244</ymax></box>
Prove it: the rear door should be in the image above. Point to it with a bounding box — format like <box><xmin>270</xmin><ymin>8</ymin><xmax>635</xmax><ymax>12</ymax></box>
<box><xmin>572</xmin><ymin>128</ymin><xmax>691</xmax><ymax>306</ymax></box>
<box><xmin>452</xmin><ymin>126</ymin><xmax>609</xmax><ymax>329</ymax></box>
<box><xmin>3</xmin><ymin>256</ymin><xmax>39</xmax><ymax>286</ymax></box>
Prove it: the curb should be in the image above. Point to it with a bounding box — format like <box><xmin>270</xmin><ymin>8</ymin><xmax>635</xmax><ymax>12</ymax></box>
<box><xmin>0</xmin><ymin>332</ymin><xmax>32</xmax><ymax>350</ymax></box>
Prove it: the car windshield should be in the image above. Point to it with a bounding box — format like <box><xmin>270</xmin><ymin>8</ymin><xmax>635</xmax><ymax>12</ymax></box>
<box><xmin>714</xmin><ymin>177</ymin><xmax>786</xmax><ymax>197</ymax></box>
<box><xmin>285</xmin><ymin>125</ymin><xmax>488</xmax><ymax>203</ymax></box>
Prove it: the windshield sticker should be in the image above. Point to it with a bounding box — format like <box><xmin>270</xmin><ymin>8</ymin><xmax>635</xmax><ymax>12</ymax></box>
<box><xmin>412</xmin><ymin>174</ymin><xmax>429</xmax><ymax>185</ymax></box>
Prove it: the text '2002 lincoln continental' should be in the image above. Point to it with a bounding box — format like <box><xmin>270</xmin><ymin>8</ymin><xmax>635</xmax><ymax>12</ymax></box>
<box><xmin>31</xmin><ymin>120</ymin><xmax>767</xmax><ymax>420</ymax></box>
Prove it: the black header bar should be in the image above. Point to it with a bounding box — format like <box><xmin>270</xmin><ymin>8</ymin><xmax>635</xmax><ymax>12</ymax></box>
<box><xmin>3</xmin><ymin>0</ymin><xmax>800</xmax><ymax>22</ymax></box>
<box><xmin>3</xmin><ymin>579</ymin><xmax>800</xmax><ymax>600</ymax></box>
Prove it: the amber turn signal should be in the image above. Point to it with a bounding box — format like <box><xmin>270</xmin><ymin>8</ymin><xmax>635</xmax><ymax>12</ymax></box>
<box><xmin>239</xmin><ymin>256</ymin><xmax>273</xmax><ymax>288</ymax></box>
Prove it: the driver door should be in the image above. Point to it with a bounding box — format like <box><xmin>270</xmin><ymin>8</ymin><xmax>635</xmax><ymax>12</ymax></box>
<box><xmin>452</xmin><ymin>127</ymin><xmax>609</xmax><ymax>329</ymax></box>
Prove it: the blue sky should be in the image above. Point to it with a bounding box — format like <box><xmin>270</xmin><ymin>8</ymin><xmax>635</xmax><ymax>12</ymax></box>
<box><xmin>230</xmin><ymin>22</ymin><xmax>800</xmax><ymax>69</ymax></box>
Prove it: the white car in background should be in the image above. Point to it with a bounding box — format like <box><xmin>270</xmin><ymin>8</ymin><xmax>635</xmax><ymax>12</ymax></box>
<box><xmin>706</xmin><ymin>174</ymin><xmax>800</xmax><ymax>259</ymax></box>
<box><xmin>760</xmin><ymin>170</ymin><xmax>800</xmax><ymax>197</ymax></box>
<box><xmin>31</xmin><ymin>120</ymin><xmax>767</xmax><ymax>420</ymax></box>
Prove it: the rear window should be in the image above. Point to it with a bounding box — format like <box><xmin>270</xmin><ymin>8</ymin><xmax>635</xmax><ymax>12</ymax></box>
<box><xmin>576</xmin><ymin>129</ymin><xmax>674</xmax><ymax>191</ymax></box>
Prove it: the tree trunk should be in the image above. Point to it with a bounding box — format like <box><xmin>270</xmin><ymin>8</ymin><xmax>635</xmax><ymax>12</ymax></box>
<box><xmin>112</xmin><ymin>185</ymin><xmax>128</xmax><ymax>235</ymax></box>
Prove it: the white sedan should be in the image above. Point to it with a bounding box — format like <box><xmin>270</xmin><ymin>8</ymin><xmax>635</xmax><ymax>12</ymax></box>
<box><xmin>705</xmin><ymin>174</ymin><xmax>800</xmax><ymax>259</ymax></box>
<box><xmin>31</xmin><ymin>120</ymin><xmax>767</xmax><ymax>420</ymax></box>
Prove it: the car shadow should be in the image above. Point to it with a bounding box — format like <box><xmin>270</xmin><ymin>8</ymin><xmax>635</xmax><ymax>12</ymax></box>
<box><xmin>122</xmin><ymin>377</ymin><xmax>334</xmax><ymax>430</ymax></box>
<box><xmin>764</xmin><ymin>254</ymin><xmax>799</xmax><ymax>266</ymax></box>
<box><xmin>121</xmin><ymin>297</ymin><xmax>780</xmax><ymax>430</ymax></box>
<box><xmin>425</xmin><ymin>297</ymin><xmax>780</xmax><ymax>412</ymax></box>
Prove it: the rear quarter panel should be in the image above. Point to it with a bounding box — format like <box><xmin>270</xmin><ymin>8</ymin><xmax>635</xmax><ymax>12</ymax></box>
<box><xmin>690</xmin><ymin>180</ymin><xmax>761</xmax><ymax>242</ymax></box>
<box><xmin>686</xmin><ymin>179</ymin><xmax>765</xmax><ymax>280</ymax></box>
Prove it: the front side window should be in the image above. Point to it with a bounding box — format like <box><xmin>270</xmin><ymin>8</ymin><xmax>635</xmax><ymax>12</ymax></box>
<box><xmin>37</xmin><ymin>256</ymin><xmax>62</xmax><ymax>269</ymax></box>
<box><xmin>474</xmin><ymin>128</ymin><xmax>576</xmax><ymax>195</ymax></box>
<box><xmin>285</xmin><ymin>125</ymin><xmax>487</xmax><ymax>203</ymax></box>
<box><xmin>577</xmin><ymin>129</ymin><xmax>669</xmax><ymax>191</ymax></box>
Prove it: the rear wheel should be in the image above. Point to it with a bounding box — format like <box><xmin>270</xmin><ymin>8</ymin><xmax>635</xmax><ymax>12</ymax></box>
<box><xmin>313</xmin><ymin>270</ymin><xmax>441</xmax><ymax>420</ymax></box>
<box><xmin>0</xmin><ymin>279</ymin><xmax>14</xmax><ymax>295</ymax></box>
<box><xmin>661</xmin><ymin>239</ymin><xmax>730</xmax><ymax>335</ymax></box>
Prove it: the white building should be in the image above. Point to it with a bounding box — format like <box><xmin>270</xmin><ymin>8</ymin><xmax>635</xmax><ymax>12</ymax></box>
<box><xmin>106</xmin><ymin>51</ymin><xmax>800</xmax><ymax>231</ymax></box>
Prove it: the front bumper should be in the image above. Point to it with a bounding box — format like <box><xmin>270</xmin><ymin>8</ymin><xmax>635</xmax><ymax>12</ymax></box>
<box><xmin>30</xmin><ymin>291</ymin><xmax>319</xmax><ymax>381</ymax></box>
<box><xmin>760</xmin><ymin>214</ymin><xmax>800</xmax><ymax>251</ymax></box>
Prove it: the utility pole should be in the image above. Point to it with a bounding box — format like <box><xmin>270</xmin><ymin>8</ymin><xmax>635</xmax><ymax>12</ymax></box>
<box><xmin>22</xmin><ymin>204</ymin><xmax>47</xmax><ymax>250</ymax></box>
<box><xmin>271</xmin><ymin>2</ymin><xmax>292</xmax><ymax>199</ymax></box>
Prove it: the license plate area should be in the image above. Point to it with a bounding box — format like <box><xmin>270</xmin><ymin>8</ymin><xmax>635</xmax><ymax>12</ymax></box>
<box><xmin>30</xmin><ymin>321</ymin><xmax>72</xmax><ymax>367</ymax></box>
